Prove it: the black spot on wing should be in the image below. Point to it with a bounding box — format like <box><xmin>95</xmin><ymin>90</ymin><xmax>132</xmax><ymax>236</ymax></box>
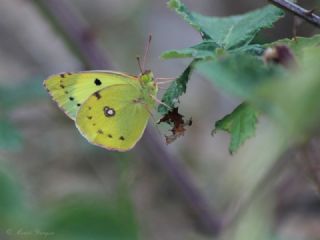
<box><xmin>94</xmin><ymin>91</ymin><xmax>101</xmax><ymax>99</ymax></box>
<box><xmin>108</xmin><ymin>134</ymin><xmax>112</xmax><ymax>138</ymax></box>
<box><xmin>69</xmin><ymin>97</ymin><xmax>74</xmax><ymax>101</ymax></box>
<box><xmin>60</xmin><ymin>74</ymin><xmax>65</xmax><ymax>78</ymax></box>
<box><xmin>98</xmin><ymin>129</ymin><xmax>103</xmax><ymax>134</ymax></box>
<box><xmin>94</xmin><ymin>78</ymin><xmax>102</xmax><ymax>86</ymax></box>
<box><xmin>119</xmin><ymin>136</ymin><xmax>125</xmax><ymax>141</ymax></box>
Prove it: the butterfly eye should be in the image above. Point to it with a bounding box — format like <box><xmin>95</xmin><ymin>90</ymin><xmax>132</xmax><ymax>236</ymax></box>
<box><xmin>104</xmin><ymin>106</ymin><xmax>116</xmax><ymax>117</ymax></box>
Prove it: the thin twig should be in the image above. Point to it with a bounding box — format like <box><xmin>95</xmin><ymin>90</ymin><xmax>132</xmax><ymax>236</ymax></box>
<box><xmin>268</xmin><ymin>0</ymin><xmax>320</xmax><ymax>28</ymax></box>
<box><xmin>222</xmin><ymin>152</ymin><xmax>290</xmax><ymax>229</ymax></box>
<box><xmin>300</xmin><ymin>137</ymin><xmax>320</xmax><ymax>194</ymax></box>
<box><xmin>33</xmin><ymin>0</ymin><xmax>221</xmax><ymax>235</ymax></box>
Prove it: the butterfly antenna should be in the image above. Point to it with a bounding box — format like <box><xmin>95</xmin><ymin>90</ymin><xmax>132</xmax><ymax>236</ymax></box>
<box><xmin>151</xmin><ymin>95</ymin><xmax>172</xmax><ymax>110</ymax></box>
<box><xmin>157</xmin><ymin>86</ymin><xmax>169</xmax><ymax>90</ymax></box>
<box><xmin>142</xmin><ymin>34</ymin><xmax>152</xmax><ymax>72</ymax></box>
<box><xmin>136</xmin><ymin>56</ymin><xmax>143</xmax><ymax>73</ymax></box>
<box><xmin>156</xmin><ymin>77</ymin><xmax>176</xmax><ymax>82</ymax></box>
<box><xmin>155</xmin><ymin>78</ymin><xmax>176</xmax><ymax>85</ymax></box>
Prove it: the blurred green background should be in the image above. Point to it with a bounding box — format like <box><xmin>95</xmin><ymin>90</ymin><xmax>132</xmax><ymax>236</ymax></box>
<box><xmin>0</xmin><ymin>0</ymin><xmax>320</xmax><ymax>239</ymax></box>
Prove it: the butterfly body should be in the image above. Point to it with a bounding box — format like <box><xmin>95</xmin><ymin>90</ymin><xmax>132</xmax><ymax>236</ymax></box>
<box><xmin>44</xmin><ymin>70</ymin><xmax>157</xmax><ymax>151</ymax></box>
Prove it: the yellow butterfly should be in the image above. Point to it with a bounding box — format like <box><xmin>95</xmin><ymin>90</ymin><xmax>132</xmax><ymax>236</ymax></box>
<box><xmin>44</xmin><ymin>37</ymin><xmax>169</xmax><ymax>151</ymax></box>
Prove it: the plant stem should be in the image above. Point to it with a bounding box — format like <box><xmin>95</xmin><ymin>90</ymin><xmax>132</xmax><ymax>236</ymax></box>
<box><xmin>300</xmin><ymin>138</ymin><xmax>320</xmax><ymax>194</ymax></box>
<box><xmin>268</xmin><ymin>0</ymin><xmax>320</xmax><ymax>28</ymax></box>
<box><xmin>32</xmin><ymin>0</ymin><xmax>221</xmax><ymax>235</ymax></box>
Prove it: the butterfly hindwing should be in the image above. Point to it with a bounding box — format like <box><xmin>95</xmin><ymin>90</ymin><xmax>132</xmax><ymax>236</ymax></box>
<box><xmin>44</xmin><ymin>71</ymin><xmax>139</xmax><ymax>120</ymax></box>
<box><xmin>75</xmin><ymin>84</ymin><xmax>151</xmax><ymax>151</ymax></box>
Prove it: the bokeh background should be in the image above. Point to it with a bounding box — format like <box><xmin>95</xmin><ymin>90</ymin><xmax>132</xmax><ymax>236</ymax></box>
<box><xmin>0</xmin><ymin>0</ymin><xmax>320</xmax><ymax>239</ymax></box>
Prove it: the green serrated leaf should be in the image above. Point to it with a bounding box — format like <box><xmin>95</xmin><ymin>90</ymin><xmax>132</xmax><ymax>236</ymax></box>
<box><xmin>231</xmin><ymin>44</ymin><xmax>266</xmax><ymax>56</ymax></box>
<box><xmin>158</xmin><ymin>61</ymin><xmax>196</xmax><ymax>115</ymax></box>
<box><xmin>265</xmin><ymin>34</ymin><xmax>320</xmax><ymax>57</ymax></box>
<box><xmin>196</xmin><ymin>54</ymin><xmax>284</xmax><ymax>100</ymax></box>
<box><xmin>167</xmin><ymin>0</ymin><xmax>284</xmax><ymax>49</ymax></box>
<box><xmin>214</xmin><ymin>103</ymin><xmax>259</xmax><ymax>154</ymax></box>
<box><xmin>0</xmin><ymin>119</ymin><xmax>22</xmax><ymax>150</ymax></box>
<box><xmin>162</xmin><ymin>42</ymin><xmax>265</xmax><ymax>60</ymax></box>
<box><xmin>161</xmin><ymin>41</ymin><xmax>219</xmax><ymax>59</ymax></box>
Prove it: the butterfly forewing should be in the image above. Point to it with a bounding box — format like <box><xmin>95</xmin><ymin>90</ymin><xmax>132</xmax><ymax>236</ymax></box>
<box><xmin>44</xmin><ymin>71</ymin><xmax>139</xmax><ymax>120</ymax></box>
<box><xmin>75</xmin><ymin>84</ymin><xmax>150</xmax><ymax>151</ymax></box>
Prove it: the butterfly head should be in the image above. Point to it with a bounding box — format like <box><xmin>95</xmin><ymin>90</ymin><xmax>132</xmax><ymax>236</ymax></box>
<box><xmin>139</xmin><ymin>70</ymin><xmax>156</xmax><ymax>88</ymax></box>
<box><xmin>139</xmin><ymin>70</ymin><xmax>158</xmax><ymax>105</ymax></box>
<box><xmin>140</xmin><ymin>70</ymin><xmax>152</xmax><ymax>81</ymax></box>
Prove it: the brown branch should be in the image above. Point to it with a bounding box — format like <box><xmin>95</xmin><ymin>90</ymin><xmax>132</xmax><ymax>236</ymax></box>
<box><xmin>268</xmin><ymin>0</ymin><xmax>320</xmax><ymax>28</ymax></box>
<box><xmin>32</xmin><ymin>0</ymin><xmax>221</xmax><ymax>235</ymax></box>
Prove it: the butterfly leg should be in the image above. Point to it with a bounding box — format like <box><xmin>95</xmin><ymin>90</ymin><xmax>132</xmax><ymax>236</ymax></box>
<box><xmin>141</xmin><ymin>102</ymin><xmax>163</xmax><ymax>140</ymax></box>
<box><xmin>150</xmin><ymin>95</ymin><xmax>172</xmax><ymax>110</ymax></box>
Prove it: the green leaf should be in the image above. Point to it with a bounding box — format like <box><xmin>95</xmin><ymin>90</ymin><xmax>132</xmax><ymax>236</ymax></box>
<box><xmin>162</xmin><ymin>42</ymin><xmax>265</xmax><ymax>60</ymax></box>
<box><xmin>167</xmin><ymin>0</ymin><xmax>284</xmax><ymax>49</ymax></box>
<box><xmin>214</xmin><ymin>103</ymin><xmax>259</xmax><ymax>154</ymax></box>
<box><xmin>0</xmin><ymin>164</ymin><xmax>30</xmax><ymax>231</ymax></box>
<box><xmin>0</xmin><ymin>119</ymin><xmax>22</xmax><ymax>150</ymax></box>
<box><xmin>231</xmin><ymin>44</ymin><xmax>266</xmax><ymax>56</ymax></box>
<box><xmin>44</xmin><ymin>196</ymin><xmax>139</xmax><ymax>240</ymax></box>
<box><xmin>265</xmin><ymin>34</ymin><xmax>320</xmax><ymax>57</ymax></box>
<box><xmin>0</xmin><ymin>168</ymin><xmax>23</xmax><ymax>216</ymax></box>
<box><xmin>196</xmin><ymin>54</ymin><xmax>284</xmax><ymax>100</ymax></box>
<box><xmin>161</xmin><ymin>41</ymin><xmax>219</xmax><ymax>59</ymax></box>
<box><xmin>158</xmin><ymin>61</ymin><xmax>196</xmax><ymax>115</ymax></box>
